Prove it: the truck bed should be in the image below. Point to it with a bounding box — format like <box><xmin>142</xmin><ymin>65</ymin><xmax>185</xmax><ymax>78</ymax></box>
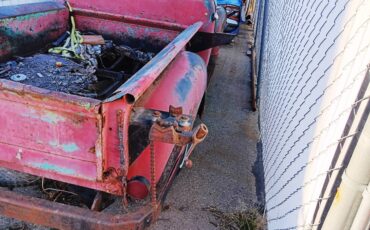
<box><xmin>0</xmin><ymin>42</ymin><xmax>155</xmax><ymax>99</ymax></box>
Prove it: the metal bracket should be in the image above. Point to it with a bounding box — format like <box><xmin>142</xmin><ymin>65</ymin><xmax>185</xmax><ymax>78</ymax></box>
<box><xmin>187</xmin><ymin>32</ymin><xmax>236</xmax><ymax>52</ymax></box>
<box><xmin>147</xmin><ymin>106</ymin><xmax>208</xmax><ymax>209</ymax></box>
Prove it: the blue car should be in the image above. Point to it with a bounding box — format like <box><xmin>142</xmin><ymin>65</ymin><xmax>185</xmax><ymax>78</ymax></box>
<box><xmin>217</xmin><ymin>0</ymin><xmax>243</xmax><ymax>33</ymax></box>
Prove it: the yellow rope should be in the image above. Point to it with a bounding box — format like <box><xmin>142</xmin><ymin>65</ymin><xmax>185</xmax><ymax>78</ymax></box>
<box><xmin>49</xmin><ymin>1</ymin><xmax>83</xmax><ymax>59</ymax></box>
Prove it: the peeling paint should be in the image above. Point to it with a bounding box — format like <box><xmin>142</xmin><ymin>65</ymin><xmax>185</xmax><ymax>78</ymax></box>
<box><xmin>21</xmin><ymin>109</ymin><xmax>66</xmax><ymax>124</ymax></box>
<box><xmin>31</xmin><ymin>162</ymin><xmax>75</xmax><ymax>175</ymax></box>
<box><xmin>0</xmin><ymin>2</ymin><xmax>64</xmax><ymax>20</ymax></box>
<box><xmin>41</xmin><ymin>111</ymin><xmax>66</xmax><ymax>124</ymax></box>
<box><xmin>0</xmin><ymin>7</ymin><xmax>68</xmax><ymax>62</ymax></box>
<box><xmin>176</xmin><ymin>72</ymin><xmax>193</xmax><ymax>102</ymax></box>
<box><xmin>79</xmin><ymin>102</ymin><xmax>92</xmax><ymax>110</ymax></box>
<box><xmin>175</xmin><ymin>52</ymin><xmax>206</xmax><ymax>102</ymax></box>
<box><xmin>61</xmin><ymin>143</ymin><xmax>80</xmax><ymax>153</ymax></box>
<box><xmin>49</xmin><ymin>140</ymin><xmax>80</xmax><ymax>153</ymax></box>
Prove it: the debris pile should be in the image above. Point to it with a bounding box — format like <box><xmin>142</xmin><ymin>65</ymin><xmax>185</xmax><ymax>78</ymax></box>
<box><xmin>0</xmin><ymin>54</ymin><xmax>98</xmax><ymax>96</ymax></box>
<box><xmin>0</xmin><ymin>37</ymin><xmax>155</xmax><ymax>99</ymax></box>
<box><xmin>48</xmin><ymin>32</ymin><xmax>103</xmax><ymax>69</ymax></box>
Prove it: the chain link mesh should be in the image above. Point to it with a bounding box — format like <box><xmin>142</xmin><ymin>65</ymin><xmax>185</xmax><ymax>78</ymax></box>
<box><xmin>254</xmin><ymin>0</ymin><xmax>370</xmax><ymax>228</ymax></box>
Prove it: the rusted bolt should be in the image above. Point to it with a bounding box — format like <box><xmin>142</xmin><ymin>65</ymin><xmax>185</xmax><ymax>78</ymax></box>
<box><xmin>153</xmin><ymin>111</ymin><xmax>161</xmax><ymax>117</ymax></box>
<box><xmin>179</xmin><ymin>116</ymin><xmax>191</xmax><ymax>128</ymax></box>
<box><xmin>169</xmin><ymin>105</ymin><xmax>183</xmax><ymax>117</ymax></box>
<box><xmin>180</xmin><ymin>115</ymin><xmax>189</xmax><ymax>121</ymax></box>
<box><xmin>185</xmin><ymin>160</ymin><xmax>193</xmax><ymax>169</ymax></box>
<box><xmin>196</xmin><ymin>124</ymin><xmax>208</xmax><ymax>139</ymax></box>
<box><xmin>55</xmin><ymin>62</ymin><xmax>63</xmax><ymax>68</ymax></box>
<box><xmin>152</xmin><ymin>111</ymin><xmax>161</xmax><ymax>122</ymax></box>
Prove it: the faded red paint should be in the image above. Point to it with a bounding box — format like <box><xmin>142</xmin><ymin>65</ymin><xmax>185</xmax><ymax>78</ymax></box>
<box><xmin>0</xmin><ymin>5</ymin><xmax>68</xmax><ymax>62</ymax></box>
<box><xmin>69</xmin><ymin>0</ymin><xmax>215</xmax><ymax>31</ymax></box>
<box><xmin>69</xmin><ymin>0</ymin><xmax>216</xmax><ymax>63</ymax></box>
<box><xmin>0</xmin><ymin>80</ymin><xmax>124</xmax><ymax>194</ymax></box>
<box><xmin>0</xmin><ymin>1</ymin><xmax>213</xmax><ymax>194</ymax></box>
<box><xmin>128</xmin><ymin>51</ymin><xmax>207</xmax><ymax>183</ymax></box>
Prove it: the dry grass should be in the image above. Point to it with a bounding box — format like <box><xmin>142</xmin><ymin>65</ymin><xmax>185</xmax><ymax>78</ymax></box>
<box><xmin>204</xmin><ymin>206</ymin><xmax>266</xmax><ymax>230</ymax></box>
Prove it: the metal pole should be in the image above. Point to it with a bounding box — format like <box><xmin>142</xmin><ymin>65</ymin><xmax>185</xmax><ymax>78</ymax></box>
<box><xmin>322</xmin><ymin>108</ymin><xmax>370</xmax><ymax>229</ymax></box>
<box><xmin>350</xmin><ymin>183</ymin><xmax>370</xmax><ymax>230</ymax></box>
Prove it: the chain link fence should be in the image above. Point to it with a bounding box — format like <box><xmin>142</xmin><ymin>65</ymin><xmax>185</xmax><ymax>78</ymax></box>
<box><xmin>253</xmin><ymin>0</ymin><xmax>370</xmax><ymax>229</ymax></box>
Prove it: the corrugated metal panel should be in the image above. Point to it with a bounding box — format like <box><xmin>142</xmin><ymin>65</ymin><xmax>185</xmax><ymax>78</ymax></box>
<box><xmin>255</xmin><ymin>0</ymin><xmax>370</xmax><ymax>229</ymax></box>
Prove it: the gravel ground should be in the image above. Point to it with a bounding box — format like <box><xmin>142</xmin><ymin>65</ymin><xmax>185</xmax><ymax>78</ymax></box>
<box><xmin>151</xmin><ymin>24</ymin><xmax>260</xmax><ymax>229</ymax></box>
<box><xmin>0</xmin><ymin>24</ymin><xmax>260</xmax><ymax>229</ymax></box>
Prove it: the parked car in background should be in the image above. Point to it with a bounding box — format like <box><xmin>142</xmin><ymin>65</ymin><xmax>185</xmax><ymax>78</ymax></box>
<box><xmin>217</xmin><ymin>0</ymin><xmax>242</xmax><ymax>33</ymax></box>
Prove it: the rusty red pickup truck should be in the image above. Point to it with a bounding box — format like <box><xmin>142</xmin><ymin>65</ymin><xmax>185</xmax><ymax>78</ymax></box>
<box><xmin>0</xmin><ymin>0</ymin><xmax>232</xmax><ymax>229</ymax></box>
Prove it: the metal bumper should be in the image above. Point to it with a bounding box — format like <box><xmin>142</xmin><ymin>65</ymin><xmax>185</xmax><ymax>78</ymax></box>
<box><xmin>0</xmin><ymin>189</ymin><xmax>154</xmax><ymax>229</ymax></box>
<box><xmin>0</xmin><ymin>146</ymin><xmax>185</xmax><ymax>230</ymax></box>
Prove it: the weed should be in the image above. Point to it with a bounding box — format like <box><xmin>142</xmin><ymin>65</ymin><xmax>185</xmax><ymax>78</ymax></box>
<box><xmin>204</xmin><ymin>206</ymin><xmax>266</xmax><ymax>230</ymax></box>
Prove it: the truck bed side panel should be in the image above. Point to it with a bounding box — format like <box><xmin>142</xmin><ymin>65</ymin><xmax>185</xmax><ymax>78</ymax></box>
<box><xmin>0</xmin><ymin>2</ymin><xmax>68</xmax><ymax>62</ymax></box>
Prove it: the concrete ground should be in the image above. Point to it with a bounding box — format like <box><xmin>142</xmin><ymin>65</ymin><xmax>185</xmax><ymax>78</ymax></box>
<box><xmin>151</xmin><ymin>24</ymin><xmax>260</xmax><ymax>229</ymax></box>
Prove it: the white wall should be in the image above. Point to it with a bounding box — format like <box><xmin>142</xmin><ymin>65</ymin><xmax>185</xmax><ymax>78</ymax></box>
<box><xmin>255</xmin><ymin>0</ymin><xmax>370</xmax><ymax>229</ymax></box>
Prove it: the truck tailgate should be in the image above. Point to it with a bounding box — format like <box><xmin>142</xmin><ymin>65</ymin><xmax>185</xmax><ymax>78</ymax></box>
<box><xmin>0</xmin><ymin>80</ymin><xmax>102</xmax><ymax>183</ymax></box>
